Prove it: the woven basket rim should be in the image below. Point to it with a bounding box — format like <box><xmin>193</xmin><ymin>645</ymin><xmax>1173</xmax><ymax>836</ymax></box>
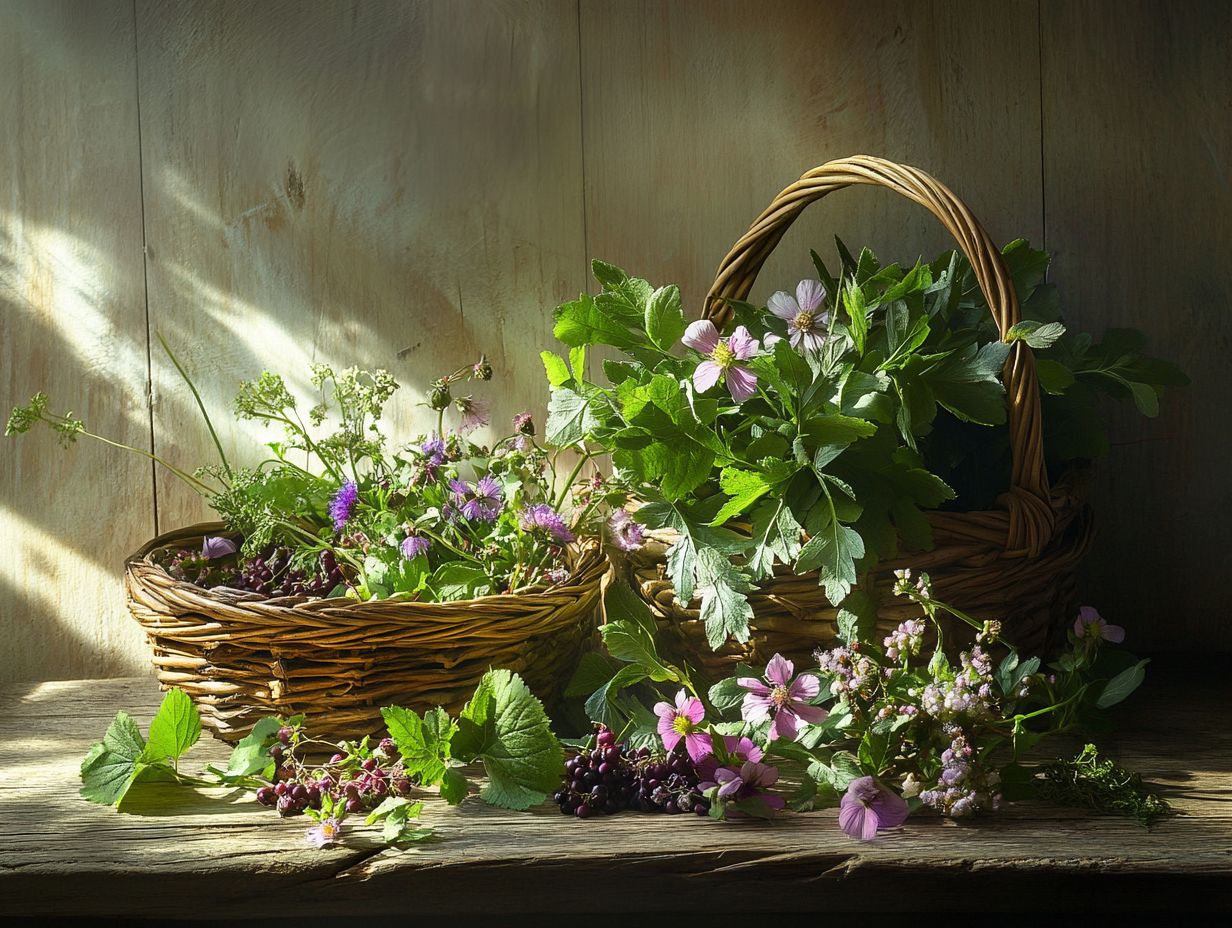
<box><xmin>126</xmin><ymin>521</ymin><xmax>607</xmax><ymax>619</ymax></box>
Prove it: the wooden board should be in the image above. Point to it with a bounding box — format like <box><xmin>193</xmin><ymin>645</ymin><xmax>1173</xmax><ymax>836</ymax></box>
<box><xmin>579</xmin><ymin>0</ymin><xmax>1044</xmax><ymax>318</ymax></box>
<box><xmin>0</xmin><ymin>0</ymin><xmax>154</xmax><ymax>678</ymax></box>
<box><xmin>134</xmin><ymin>0</ymin><xmax>588</xmax><ymax>528</ymax></box>
<box><xmin>1040</xmin><ymin>0</ymin><xmax>1232</xmax><ymax>650</ymax></box>
<box><xmin>1</xmin><ymin>666</ymin><xmax>1229</xmax><ymax>916</ymax></box>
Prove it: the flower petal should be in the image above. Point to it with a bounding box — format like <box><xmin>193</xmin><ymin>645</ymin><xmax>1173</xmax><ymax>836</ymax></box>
<box><xmin>769</xmin><ymin>709</ymin><xmax>799</xmax><ymax>742</ymax></box>
<box><xmin>800</xmin><ymin>330</ymin><xmax>826</xmax><ymax>353</ymax></box>
<box><xmin>788</xmin><ymin>673</ymin><xmax>820</xmax><ymax>700</ymax></box>
<box><xmin>1102</xmin><ymin>623</ymin><xmax>1126</xmax><ymax>644</ymax></box>
<box><xmin>725</xmin><ymin>364</ymin><xmax>758</xmax><ymax>403</ymax></box>
<box><xmin>653</xmin><ymin>700</ymin><xmax>675</xmax><ymax>721</ymax></box>
<box><xmin>737</xmin><ymin>677</ymin><xmax>772</xmax><ymax>696</ymax></box>
<box><xmin>727</xmin><ymin>326</ymin><xmax>759</xmax><ymax>360</ymax></box>
<box><xmin>682</xmin><ymin>319</ymin><xmax>720</xmax><ymax>353</ymax></box>
<box><xmin>838</xmin><ymin>798</ymin><xmax>867</xmax><ymax>840</ymax></box>
<box><xmin>763</xmin><ymin>332</ymin><xmax>783</xmax><ymax>351</ymax></box>
<box><xmin>765</xmin><ymin>653</ymin><xmax>795</xmax><ymax>686</ymax></box>
<box><xmin>1079</xmin><ymin>605</ymin><xmax>1101</xmax><ymax>624</ymax></box>
<box><xmin>685</xmin><ymin>731</ymin><xmax>712</xmax><ymax>763</ymax></box>
<box><xmin>790</xmin><ymin>702</ymin><xmax>830</xmax><ymax>725</ymax></box>
<box><xmin>660</xmin><ymin>728</ymin><xmax>682</xmax><ymax>753</ymax></box>
<box><xmin>740</xmin><ymin>692</ymin><xmax>773</xmax><ymax>723</ymax></box>
<box><xmin>693</xmin><ymin>359</ymin><xmax>722</xmax><ymax>394</ymax></box>
<box><xmin>767</xmin><ymin>291</ymin><xmax>800</xmax><ymax>321</ymax></box>
<box><xmin>870</xmin><ymin>787</ymin><xmax>910</xmax><ymax>830</ymax></box>
<box><xmin>796</xmin><ymin>279</ymin><xmax>826</xmax><ymax>313</ymax></box>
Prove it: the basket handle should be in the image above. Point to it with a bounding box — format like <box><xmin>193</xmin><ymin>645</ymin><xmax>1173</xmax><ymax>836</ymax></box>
<box><xmin>703</xmin><ymin>155</ymin><xmax>1052</xmax><ymax>557</ymax></box>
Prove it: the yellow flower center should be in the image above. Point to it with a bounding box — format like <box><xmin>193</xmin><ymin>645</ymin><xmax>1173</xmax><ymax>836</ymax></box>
<box><xmin>771</xmin><ymin>685</ymin><xmax>791</xmax><ymax>707</ymax></box>
<box><xmin>673</xmin><ymin>714</ymin><xmax>694</xmax><ymax>735</ymax></box>
<box><xmin>711</xmin><ymin>341</ymin><xmax>736</xmax><ymax>368</ymax></box>
<box><xmin>793</xmin><ymin>311</ymin><xmax>815</xmax><ymax>332</ymax></box>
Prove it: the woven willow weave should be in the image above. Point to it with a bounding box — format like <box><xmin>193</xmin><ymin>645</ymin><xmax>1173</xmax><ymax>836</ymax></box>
<box><xmin>622</xmin><ymin>156</ymin><xmax>1095</xmax><ymax>677</ymax></box>
<box><xmin>126</xmin><ymin>523</ymin><xmax>604</xmax><ymax>742</ymax></box>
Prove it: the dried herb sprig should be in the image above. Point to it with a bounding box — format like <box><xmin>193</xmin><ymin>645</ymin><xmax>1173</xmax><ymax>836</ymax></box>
<box><xmin>1037</xmin><ymin>743</ymin><xmax>1173</xmax><ymax>827</ymax></box>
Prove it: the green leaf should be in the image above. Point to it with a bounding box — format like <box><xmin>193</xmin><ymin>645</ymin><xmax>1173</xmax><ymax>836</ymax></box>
<box><xmin>842</xmin><ymin>281</ymin><xmax>869</xmax><ymax>355</ymax></box>
<box><xmin>430</xmin><ymin>562</ymin><xmax>491</xmax><ymax>601</ymax></box>
<box><xmin>604</xmin><ymin>579</ymin><xmax>659</xmax><ymax>637</ymax></box>
<box><xmin>665</xmin><ymin>534</ymin><xmax>697</xmax><ymax>604</ymax></box>
<box><xmin>1007</xmin><ymin>320</ymin><xmax>1066</xmax><ymax>349</ymax></box>
<box><xmin>748</xmin><ymin>500</ymin><xmax>803</xmax><ymax>580</ymax></box>
<box><xmin>80</xmin><ymin>711</ymin><xmax>148</xmax><ymax>806</ymax></box>
<box><xmin>141</xmin><ymin>688</ymin><xmax>201</xmax><ymax>768</ymax></box>
<box><xmin>695</xmin><ymin>548</ymin><xmax>755</xmax><ymax>649</ymax></box>
<box><xmin>710</xmin><ymin>467</ymin><xmax>773</xmax><ymax>526</ymax></box>
<box><xmin>565</xmin><ymin>650</ymin><xmax>621</xmax><ymax>698</ymax></box>
<box><xmin>439</xmin><ymin>768</ymin><xmax>469</xmax><ymax>805</ymax></box>
<box><xmin>219</xmin><ymin>716</ymin><xmax>283</xmax><ymax>779</ymax></box>
<box><xmin>553</xmin><ymin>293</ymin><xmax>642</xmax><ymax>350</ymax></box>
<box><xmin>382</xmin><ymin>705</ymin><xmax>456</xmax><ymax>787</ymax></box>
<box><xmin>795</xmin><ymin>520</ymin><xmax>864</xmax><ymax>605</ymax></box>
<box><xmin>927</xmin><ymin>341</ymin><xmax>1010</xmax><ymax>426</ymax></box>
<box><xmin>451</xmin><ymin>670</ymin><xmax>562</xmax><ymax>811</ymax></box>
<box><xmin>584</xmin><ymin>664</ymin><xmax>650</xmax><ymax>726</ymax></box>
<box><xmin>599</xmin><ymin>620</ymin><xmax>675</xmax><ymax>682</ymax></box>
<box><xmin>1096</xmin><ymin>659</ymin><xmax>1150</xmax><ymax>709</ymax></box>
<box><xmin>708</xmin><ymin>671</ymin><xmax>753</xmax><ymax>713</ymax></box>
<box><xmin>645</xmin><ymin>285</ymin><xmax>685</xmax><ymax>349</ymax></box>
<box><xmin>541</xmin><ymin>351</ymin><xmax>572</xmax><ymax>387</ymax></box>
<box><xmin>1035</xmin><ymin>358</ymin><xmax>1075</xmax><ymax>395</ymax></box>
<box><xmin>1128</xmin><ymin>381</ymin><xmax>1160</xmax><ymax>418</ymax></box>
<box><xmin>858</xmin><ymin>728</ymin><xmax>892</xmax><ymax>775</ymax></box>
<box><xmin>545</xmin><ymin>385</ymin><xmax>598</xmax><ymax>446</ymax></box>
<box><xmin>835</xmin><ymin>589</ymin><xmax>878</xmax><ymax>645</ymax></box>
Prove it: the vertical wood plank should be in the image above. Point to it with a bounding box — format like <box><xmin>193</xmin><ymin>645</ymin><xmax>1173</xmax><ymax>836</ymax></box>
<box><xmin>135</xmin><ymin>0</ymin><xmax>588</xmax><ymax>528</ymax></box>
<box><xmin>0</xmin><ymin>0</ymin><xmax>154</xmax><ymax>678</ymax></box>
<box><xmin>580</xmin><ymin>0</ymin><xmax>1044</xmax><ymax>316</ymax></box>
<box><xmin>1041</xmin><ymin>0</ymin><xmax>1232</xmax><ymax>649</ymax></box>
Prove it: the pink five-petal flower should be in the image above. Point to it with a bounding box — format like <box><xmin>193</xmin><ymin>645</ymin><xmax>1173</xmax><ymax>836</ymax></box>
<box><xmin>695</xmin><ymin>734</ymin><xmax>764</xmax><ymax>784</ymax></box>
<box><xmin>1073</xmin><ymin>605</ymin><xmax>1125</xmax><ymax>643</ymax></box>
<box><xmin>839</xmin><ymin>776</ymin><xmax>910</xmax><ymax>841</ymax></box>
<box><xmin>653</xmin><ymin>689</ymin><xmax>709</xmax><ymax>761</ymax></box>
<box><xmin>681</xmin><ymin>320</ymin><xmax>759</xmax><ymax>403</ymax></box>
<box><xmin>706</xmin><ymin>761</ymin><xmax>786</xmax><ymax>811</ymax></box>
<box><xmin>738</xmin><ymin>652</ymin><xmax>828</xmax><ymax>742</ymax></box>
<box><xmin>767</xmin><ymin>279</ymin><xmax>830</xmax><ymax>353</ymax></box>
<box><xmin>306</xmin><ymin>817</ymin><xmax>343</xmax><ymax>848</ymax></box>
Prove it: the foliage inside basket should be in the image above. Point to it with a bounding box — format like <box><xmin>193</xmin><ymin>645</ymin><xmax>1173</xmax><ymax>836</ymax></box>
<box><xmin>543</xmin><ymin>245</ymin><xmax>1185</xmax><ymax>648</ymax></box>
<box><xmin>7</xmin><ymin>350</ymin><xmax>624</xmax><ymax>602</ymax></box>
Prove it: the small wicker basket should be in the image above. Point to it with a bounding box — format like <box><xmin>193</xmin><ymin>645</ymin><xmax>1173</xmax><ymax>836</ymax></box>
<box><xmin>126</xmin><ymin>523</ymin><xmax>605</xmax><ymax>742</ymax></box>
<box><xmin>621</xmin><ymin>155</ymin><xmax>1095</xmax><ymax>677</ymax></box>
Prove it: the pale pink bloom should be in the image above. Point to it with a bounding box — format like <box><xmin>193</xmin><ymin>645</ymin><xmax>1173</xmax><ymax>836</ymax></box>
<box><xmin>739</xmin><ymin>652</ymin><xmax>828</xmax><ymax>742</ymax></box>
<box><xmin>839</xmin><ymin>776</ymin><xmax>909</xmax><ymax>840</ymax></box>
<box><xmin>653</xmin><ymin>689</ymin><xmax>709</xmax><ymax>761</ymax></box>
<box><xmin>306</xmin><ymin>817</ymin><xmax>343</xmax><ymax>848</ymax></box>
<box><xmin>201</xmin><ymin>536</ymin><xmax>237</xmax><ymax>559</ymax></box>
<box><xmin>701</xmin><ymin>760</ymin><xmax>785</xmax><ymax>812</ymax></box>
<box><xmin>1073</xmin><ymin>605</ymin><xmax>1125</xmax><ymax>643</ymax></box>
<box><xmin>767</xmin><ymin>279</ymin><xmax>829</xmax><ymax>353</ymax></box>
<box><xmin>681</xmin><ymin>320</ymin><xmax>760</xmax><ymax>403</ymax></box>
<box><xmin>455</xmin><ymin>395</ymin><xmax>489</xmax><ymax>433</ymax></box>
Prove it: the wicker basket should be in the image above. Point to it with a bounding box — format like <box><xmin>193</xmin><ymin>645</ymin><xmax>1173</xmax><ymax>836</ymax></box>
<box><xmin>126</xmin><ymin>523</ymin><xmax>605</xmax><ymax>742</ymax></box>
<box><xmin>621</xmin><ymin>155</ymin><xmax>1095</xmax><ymax>678</ymax></box>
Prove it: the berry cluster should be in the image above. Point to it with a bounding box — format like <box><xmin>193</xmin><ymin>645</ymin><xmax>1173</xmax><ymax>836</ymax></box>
<box><xmin>554</xmin><ymin>726</ymin><xmax>709</xmax><ymax>819</ymax></box>
<box><xmin>160</xmin><ymin>546</ymin><xmax>346</xmax><ymax>599</ymax></box>
<box><xmin>253</xmin><ymin>730</ymin><xmax>414</xmax><ymax>818</ymax></box>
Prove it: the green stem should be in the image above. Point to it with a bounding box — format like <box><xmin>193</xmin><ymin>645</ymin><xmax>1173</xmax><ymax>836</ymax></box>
<box><xmin>65</xmin><ymin>420</ymin><xmax>217</xmax><ymax>495</ymax></box>
<box><xmin>156</xmin><ymin>331</ymin><xmax>231</xmax><ymax>480</ymax></box>
<box><xmin>556</xmin><ymin>450</ymin><xmax>594</xmax><ymax>509</ymax></box>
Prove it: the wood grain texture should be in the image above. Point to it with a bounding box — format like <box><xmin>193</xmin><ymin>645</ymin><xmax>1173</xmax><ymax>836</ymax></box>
<box><xmin>1</xmin><ymin>667</ymin><xmax>1229</xmax><ymax>916</ymax></box>
<box><xmin>134</xmin><ymin>0</ymin><xmax>588</xmax><ymax>528</ymax></box>
<box><xmin>0</xmin><ymin>0</ymin><xmax>154</xmax><ymax>678</ymax></box>
<box><xmin>579</xmin><ymin>0</ymin><xmax>1044</xmax><ymax>319</ymax></box>
<box><xmin>1040</xmin><ymin>0</ymin><xmax>1232</xmax><ymax>650</ymax></box>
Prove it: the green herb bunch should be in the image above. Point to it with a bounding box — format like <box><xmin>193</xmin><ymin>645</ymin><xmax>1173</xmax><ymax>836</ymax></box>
<box><xmin>543</xmin><ymin>246</ymin><xmax>1183</xmax><ymax>650</ymax></box>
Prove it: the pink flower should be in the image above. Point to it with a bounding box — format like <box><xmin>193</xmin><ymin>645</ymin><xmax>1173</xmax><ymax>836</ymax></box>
<box><xmin>767</xmin><ymin>279</ymin><xmax>829</xmax><ymax>353</ymax></box>
<box><xmin>608</xmin><ymin>510</ymin><xmax>645</xmax><ymax>552</ymax></box>
<box><xmin>681</xmin><ymin>320</ymin><xmax>759</xmax><ymax>403</ymax></box>
<box><xmin>201</xmin><ymin>536</ymin><xmax>237</xmax><ymax>559</ymax></box>
<box><xmin>1073</xmin><ymin>606</ymin><xmax>1125</xmax><ymax>643</ymax></box>
<box><xmin>739</xmin><ymin>653</ymin><xmax>828</xmax><ymax>742</ymax></box>
<box><xmin>700</xmin><ymin>760</ymin><xmax>785</xmax><ymax>812</ymax></box>
<box><xmin>839</xmin><ymin>776</ymin><xmax>909</xmax><ymax>841</ymax></box>
<box><xmin>695</xmin><ymin>734</ymin><xmax>763</xmax><ymax>784</ymax></box>
<box><xmin>455</xmin><ymin>395</ymin><xmax>489</xmax><ymax>433</ymax></box>
<box><xmin>305</xmin><ymin>817</ymin><xmax>343</xmax><ymax>848</ymax></box>
<box><xmin>653</xmin><ymin>689</ymin><xmax>709</xmax><ymax>761</ymax></box>
<box><xmin>400</xmin><ymin>533</ymin><xmax>431</xmax><ymax>559</ymax></box>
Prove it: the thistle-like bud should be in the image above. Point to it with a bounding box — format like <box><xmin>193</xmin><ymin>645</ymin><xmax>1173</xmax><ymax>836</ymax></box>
<box><xmin>428</xmin><ymin>380</ymin><xmax>452</xmax><ymax>411</ymax></box>
<box><xmin>473</xmin><ymin>355</ymin><xmax>493</xmax><ymax>381</ymax></box>
<box><xmin>513</xmin><ymin>411</ymin><xmax>535</xmax><ymax>436</ymax></box>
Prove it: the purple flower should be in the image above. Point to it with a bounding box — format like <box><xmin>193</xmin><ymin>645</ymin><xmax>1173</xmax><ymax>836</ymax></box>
<box><xmin>519</xmin><ymin>503</ymin><xmax>576</xmax><ymax>543</ymax></box>
<box><xmin>201</xmin><ymin>536</ymin><xmax>237</xmax><ymax>559</ymax></box>
<box><xmin>700</xmin><ymin>760</ymin><xmax>785</xmax><ymax>812</ymax></box>
<box><xmin>1073</xmin><ymin>606</ymin><xmax>1125</xmax><ymax>643</ymax></box>
<box><xmin>448</xmin><ymin>476</ymin><xmax>503</xmax><ymax>522</ymax></box>
<box><xmin>768</xmin><ymin>279</ymin><xmax>829</xmax><ymax>353</ymax></box>
<box><xmin>681</xmin><ymin>320</ymin><xmax>760</xmax><ymax>403</ymax></box>
<box><xmin>400</xmin><ymin>533</ymin><xmax>431</xmax><ymax>559</ymax></box>
<box><xmin>653</xmin><ymin>689</ymin><xmax>709</xmax><ymax>762</ymax></box>
<box><xmin>455</xmin><ymin>396</ymin><xmax>489</xmax><ymax>434</ymax></box>
<box><xmin>305</xmin><ymin>817</ymin><xmax>343</xmax><ymax>848</ymax></box>
<box><xmin>422</xmin><ymin>436</ymin><xmax>446</xmax><ymax>465</ymax></box>
<box><xmin>328</xmin><ymin>481</ymin><xmax>359</xmax><ymax>533</ymax></box>
<box><xmin>512</xmin><ymin>411</ymin><xmax>535</xmax><ymax>436</ymax></box>
<box><xmin>695</xmin><ymin>735</ymin><xmax>763</xmax><ymax>784</ymax></box>
<box><xmin>739</xmin><ymin>653</ymin><xmax>828</xmax><ymax>741</ymax></box>
<box><xmin>839</xmin><ymin>776</ymin><xmax>910</xmax><ymax>840</ymax></box>
<box><xmin>607</xmin><ymin>510</ymin><xmax>645</xmax><ymax>552</ymax></box>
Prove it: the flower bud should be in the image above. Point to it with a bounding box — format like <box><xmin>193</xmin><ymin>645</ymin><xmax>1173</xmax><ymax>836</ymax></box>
<box><xmin>473</xmin><ymin>356</ymin><xmax>493</xmax><ymax>381</ymax></box>
<box><xmin>428</xmin><ymin>381</ymin><xmax>452</xmax><ymax>410</ymax></box>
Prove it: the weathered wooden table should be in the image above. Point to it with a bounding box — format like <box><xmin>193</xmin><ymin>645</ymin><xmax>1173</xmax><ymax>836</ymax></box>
<box><xmin>2</xmin><ymin>666</ymin><xmax>1229</xmax><ymax>918</ymax></box>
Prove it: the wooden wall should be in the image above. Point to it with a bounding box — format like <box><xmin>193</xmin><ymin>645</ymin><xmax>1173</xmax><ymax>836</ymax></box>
<box><xmin>1</xmin><ymin>0</ymin><xmax>1226</xmax><ymax>680</ymax></box>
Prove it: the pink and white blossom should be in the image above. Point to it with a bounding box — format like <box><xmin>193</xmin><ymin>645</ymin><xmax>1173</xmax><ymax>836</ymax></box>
<box><xmin>767</xmin><ymin>279</ymin><xmax>830</xmax><ymax>353</ymax></box>
<box><xmin>681</xmin><ymin>320</ymin><xmax>760</xmax><ymax>403</ymax></box>
<box><xmin>739</xmin><ymin>652</ymin><xmax>828</xmax><ymax>741</ymax></box>
<box><xmin>653</xmin><ymin>689</ymin><xmax>709</xmax><ymax>761</ymax></box>
<box><xmin>1073</xmin><ymin>605</ymin><xmax>1125</xmax><ymax>643</ymax></box>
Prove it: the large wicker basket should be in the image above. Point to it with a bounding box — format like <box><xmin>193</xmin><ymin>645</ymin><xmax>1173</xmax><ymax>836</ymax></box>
<box><xmin>622</xmin><ymin>155</ymin><xmax>1095</xmax><ymax>677</ymax></box>
<box><xmin>126</xmin><ymin>523</ymin><xmax>605</xmax><ymax>742</ymax></box>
